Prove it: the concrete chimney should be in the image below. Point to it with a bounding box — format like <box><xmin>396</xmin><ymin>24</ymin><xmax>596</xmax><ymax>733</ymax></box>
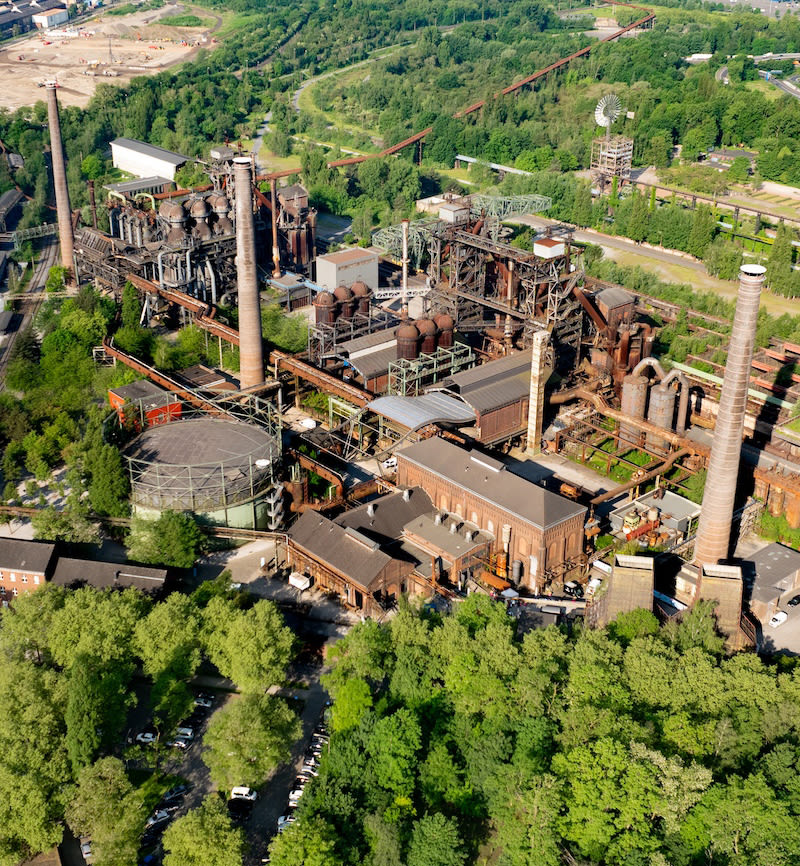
<box><xmin>234</xmin><ymin>157</ymin><xmax>264</xmax><ymax>388</ymax></box>
<box><xmin>525</xmin><ymin>329</ymin><xmax>550</xmax><ymax>456</ymax></box>
<box><xmin>401</xmin><ymin>219</ymin><xmax>409</xmax><ymax>319</ymax></box>
<box><xmin>45</xmin><ymin>83</ymin><xmax>74</xmax><ymax>280</ymax></box>
<box><xmin>693</xmin><ymin>264</ymin><xmax>765</xmax><ymax>569</ymax></box>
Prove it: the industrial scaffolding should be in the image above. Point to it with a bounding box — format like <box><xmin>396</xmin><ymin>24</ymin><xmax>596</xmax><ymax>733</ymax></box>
<box><xmin>590</xmin><ymin>135</ymin><xmax>633</xmax><ymax>184</ymax></box>
<box><xmin>307</xmin><ymin>309</ymin><xmax>399</xmax><ymax>365</ymax></box>
<box><xmin>387</xmin><ymin>344</ymin><xmax>475</xmax><ymax>396</ymax></box>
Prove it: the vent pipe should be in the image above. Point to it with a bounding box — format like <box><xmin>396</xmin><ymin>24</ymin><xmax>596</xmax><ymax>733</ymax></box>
<box><xmin>367</xmin><ymin>503</ymin><xmax>376</xmax><ymax>517</ymax></box>
<box><xmin>434</xmin><ymin>513</ymin><xmax>442</xmax><ymax>526</ymax></box>
<box><xmin>450</xmin><ymin>522</ymin><xmax>457</xmax><ymax>534</ymax></box>
<box><xmin>401</xmin><ymin>219</ymin><xmax>409</xmax><ymax>319</ymax></box>
<box><xmin>402</xmin><ymin>488</ymin><xmax>411</xmax><ymax>502</ymax></box>
<box><xmin>45</xmin><ymin>82</ymin><xmax>74</xmax><ymax>280</ymax></box>
<box><xmin>234</xmin><ymin>157</ymin><xmax>264</xmax><ymax>388</ymax></box>
<box><xmin>693</xmin><ymin>264</ymin><xmax>765</xmax><ymax>569</ymax></box>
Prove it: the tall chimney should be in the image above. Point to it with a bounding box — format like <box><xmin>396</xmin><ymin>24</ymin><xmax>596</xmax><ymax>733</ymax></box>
<box><xmin>234</xmin><ymin>157</ymin><xmax>264</xmax><ymax>388</ymax></box>
<box><xmin>270</xmin><ymin>177</ymin><xmax>281</xmax><ymax>278</ymax></box>
<box><xmin>45</xmin><ymin>82</ymin><xmax>74</xmax><ymax>280</ymax></box>
<box><xmin>693</xmin><ymin>264</ymin><xmax>765</xmax><ymax>569</ymax></box>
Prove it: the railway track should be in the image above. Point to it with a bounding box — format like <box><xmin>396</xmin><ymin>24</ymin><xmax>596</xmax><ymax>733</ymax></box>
<box><xmin>0</xmin><ymin>237</ymin><xmax>58</xmax><ymax>391</ymax></box>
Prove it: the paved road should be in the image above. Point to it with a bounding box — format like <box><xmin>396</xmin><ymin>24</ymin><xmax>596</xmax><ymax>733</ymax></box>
<box><xmin>244</xmin><ymin>677</ymin><xmax>329</xmax><ymax>866</ymax></box>
<box><xmin>511</xmin><ymin>214</ymin><xmax>708</xmax><ymax>274</ymax></box>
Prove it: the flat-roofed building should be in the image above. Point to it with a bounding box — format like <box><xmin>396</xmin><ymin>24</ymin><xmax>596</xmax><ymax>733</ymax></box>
<box><xmin>396</xmin><ymin>437</ymin><xmax>586</xmax><ymax>590</ymax></box>
<box><xmin>316</xmin><ymin>247</ymin><xmax>380</xmax><ymax>292</ymax></box>
<box><xmin>110</xmin><ymin>138</ymin><xmax>188</xmax><ymax>182</ymax></box>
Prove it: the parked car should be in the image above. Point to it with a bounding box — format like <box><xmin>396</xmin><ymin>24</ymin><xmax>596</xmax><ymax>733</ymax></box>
<box><xmin>277</xmin><ymin>815</ymin><xmax>296</xmax><ymax>832</ymax></box>
<box><xmin>80</xmin><ymin>835</ymin><xmax>93</xmax><ymax>864</ymax></box>
<box><xmin>381</xmin><ymin>456</ymin><xmax>397</xmax><ymax>470</ymax></box>
<box><xmin>161</xmin><ymin>783</ymin><xmax>190</xmax><ymax>805</ymax></box>
<box><xmin>167</xmin><ymin>736</ymin><xmax>192</xmax><ymax>750</ymax></box>
<box><xmin>194</xmin><ymin>694</ymin><xmax>214</xmax><ymax>709</ymax></box>
<box><xmin>231</xmin><ymin>786</ymin><xmax>257</xmax><ymax>801</ymax></box>
<box><xmin>788</xmin><ymin>595</ymin><xmax>800</xmax><ymax>607</ymax></box>
<box><xmin>175</xmin><ymin>726</ymin><xmax>194</xmax><ymax>740</ymax></box>
<box><xmin>135</xmin><ymin>731</ymin><xmax>157</xmax><ymax>745</ymax></box>
<box><xmin>563</xmin><ymin>580</ymin><xmax>584</xmax><ymax>599</ymax></box>
<box><xmin>145</xmin><ymin>810</ymin><xmax>172</xmax><ymax>830</ymax></box>
<box><xmin>770</xmin><ymin>610</ymin><xmax>789</xmax><ymax>628</ymax></box>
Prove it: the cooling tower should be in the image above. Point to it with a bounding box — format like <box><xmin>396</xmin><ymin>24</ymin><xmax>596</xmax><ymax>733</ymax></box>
<box><xmin>234</xmin><ymin>157</ymin><xmax>264</xmax><ymax>388</ymax></box>
<box><xmin>45</xmin><ymin>83</ymin><xmax>74</xmax><ymax>278</ymax></box>
<box><xmin>693</xmin><ymin>264</ymin><xmax>765</xmax><ymax>569</ymax></box>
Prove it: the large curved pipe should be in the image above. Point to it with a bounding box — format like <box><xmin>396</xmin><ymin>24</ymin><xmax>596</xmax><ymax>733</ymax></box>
<box><xmin>662</xmin><ymin>369</ymin><xmax>689</xmax><ymax>434</ymax></box>
<box><xmin>632</xmin><ymin>357</ymin><xmax>666</xmax><ymax>380</ymax></box>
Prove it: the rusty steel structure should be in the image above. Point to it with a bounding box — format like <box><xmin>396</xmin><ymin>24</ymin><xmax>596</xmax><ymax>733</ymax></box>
<box><xmin>45</xmin><ymin>82</ymin><xmax>74</xmax><ymax>278</ymax></box>
<box><xmin>693</xmin><ymin>264</ymin><xmax>765</xmax><ymax>569</ymax></box>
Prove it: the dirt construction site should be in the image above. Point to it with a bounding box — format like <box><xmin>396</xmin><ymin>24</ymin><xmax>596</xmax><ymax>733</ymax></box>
<box><xmin>0</xmin><ymin>2</ymin><xmax>221</xmax><ymax>110</ymax></box>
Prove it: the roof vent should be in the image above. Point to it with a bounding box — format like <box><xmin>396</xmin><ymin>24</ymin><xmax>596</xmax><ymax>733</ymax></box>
<box><xmin>402</xmin><ymin>489</ymin><xmax>411</xmax><ymax>502</ymax></box>
<box><xmin>367</xmin><ymin>503</ymin><xmax>376</xmax><ymax>517</ymax></box>
<box><xmin>434</xmin><ymin>513</ymin><xmax>442</xmax><ymax>526</ymax></box>
<box><xmin>465</xmin><ymin>531</ymin><xmax>473</xmax><ymax>542</ymax></box>
<box><xmin>450</xmin><ymin>522</ymin><xmax>457</xmax><ymax>534</ymax></box>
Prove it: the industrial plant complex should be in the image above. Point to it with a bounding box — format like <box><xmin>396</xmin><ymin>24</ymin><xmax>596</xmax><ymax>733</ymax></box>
<box><xmin>0</xmin><ymin>73</ymin><xmax>793</xmax><ymax>658</ymax></box>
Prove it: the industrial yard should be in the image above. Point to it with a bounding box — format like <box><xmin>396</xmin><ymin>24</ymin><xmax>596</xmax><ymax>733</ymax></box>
<box><xmin>0</xmin><ymin>3</ymin><xmax>215</xmax><ymax>110</ymax></box>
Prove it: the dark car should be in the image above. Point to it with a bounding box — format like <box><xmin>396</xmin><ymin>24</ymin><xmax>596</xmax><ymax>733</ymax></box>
<box><xmin>788</xmin><ymin>595</ymin><xmax>800</xmax><ymax>607</ymax></box>
<box><xmin>161</xmin><ymin>783</ymin><xmax>190</xmax><ymax>805</ymax></box>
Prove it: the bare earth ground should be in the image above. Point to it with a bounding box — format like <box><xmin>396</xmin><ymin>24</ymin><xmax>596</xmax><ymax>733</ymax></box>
<box><xmin>0</xmin><ymin>2</ymin><xmax>220</xmax><ymax>110</ymax></box>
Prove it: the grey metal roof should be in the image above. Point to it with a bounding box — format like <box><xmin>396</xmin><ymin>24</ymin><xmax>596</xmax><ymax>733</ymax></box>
<box><xmin>402</xmin><ymin>513</ymin><xmax>484</xmax><ymax>558</ymax></box>
<box><xmin>595</xmin><ymin>286</ymin><xmax>634</xmax><ymax>309</ymax></box>
<box><xmin>290</xmin><ymin>511</ymin><xmax>399</xmax><ymax>590</ymax></box>
<box><xmin>0</xmin><ymin>0</ymin><xmax>64</xmax><ymax>27</ymax></box>
<box><xmin>110</xmin><ymin>138</ymin><xmax>188</xmax><ymax>166</ymax></box>
<box><xmin>346</xmin><ymin>346</ymin><xmax>397</xmax><ymax>380</ymax></box>
<box><xmin>367</xmin><ymin>393</ymin><xmax>476</xmax><ymax>430</ymax></box>
<box><xmin>110</xmin><ymin>379</ymin><xmax>171</xmax><ymax>405</ymax></box>
<box><xmin>0</xmin><ymin>188</ymin><xmax>22</xmax><ymax>214</ymax></box>
<box><xmin>335</xmin><ymin>487</ymin><xmax>432</xmax><ymax>545</ymax></box>
<box><xmin>432</xmin><ymin>349</ymin><xmax>532</xmax><ymax>414</ymax></box>
<box><xmin>749</xmin><ymin>543</ymin><xmax>800</xmax><ymax>603</ymax></box>
<box><xmin>51</xmin><ymin>558</ymin><xmax>167</xmax><ymax>593</ymax></box>
<box><xmin>397</xmin><ymin>437</ymin><xmax>586</xmax><ymax>530</ymax></box>
<box><xmin>104</xmin><ymin>177</ymin><xmax>172</xmax><ymax>194</ymax></box>
<box><xmin>0</xmin><ymin>310</ymin><xmax>13</xmax><ymax>334</ymax></box>
<box><xmin>0</xmin><ymin>539</ymin><xmax>56</xmax><ymax>574</ymax></box>
<box><xmin>337</xmin><ymin>327</ymin><xmax>396</xmax><ymax>355</ymax></box>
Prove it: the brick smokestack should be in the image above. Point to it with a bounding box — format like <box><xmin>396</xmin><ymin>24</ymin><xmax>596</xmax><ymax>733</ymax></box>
<box><xmin>45</xmin><ymin>83</ymin><xmax>74</xmax><ymax>279</ymax></box>
<box><xmin>693</xmin><ymin>263</ymin><xmax>765</xmax><ymax>569</ymax></box>
<box><xmin>234</xmin><ymin>157</ymin><xmax>264</xmax><ymax>388</ymax></box>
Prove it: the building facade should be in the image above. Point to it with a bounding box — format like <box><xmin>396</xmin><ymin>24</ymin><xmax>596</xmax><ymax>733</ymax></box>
<box><xmin>396</xmin><ymin>438</ymin><xmax>586</xmax><ymax>590</ymax></box>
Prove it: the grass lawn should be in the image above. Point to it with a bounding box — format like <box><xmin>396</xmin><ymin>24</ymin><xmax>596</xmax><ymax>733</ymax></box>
<box><xmin>744</xmin><ymin>79</ymin><xmax>783</xmax><ymax>101</ymax></box>
<box><xmin>601</xmin><ymin>246</ymin><xmax>800</xmax><ymax>317</ymax></box>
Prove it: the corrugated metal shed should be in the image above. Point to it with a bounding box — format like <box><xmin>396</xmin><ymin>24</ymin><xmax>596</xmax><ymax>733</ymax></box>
<box><xmin>346</xmin><ymin>346</ymin><xmax>397</xmax><ymax>380</ymax></box>
<box><xmin>432</xmin><ymin>349</ymin><xmax>533</xmax><ymax>414</ymax></box>
<box><xmin>368</xmin><ymin>393</ymin><xmax>476</xmax><ymax>430</ymax></box>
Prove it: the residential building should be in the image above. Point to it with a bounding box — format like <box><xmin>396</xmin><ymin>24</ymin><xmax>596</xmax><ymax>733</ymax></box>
<box><xmin>0</xmin><ymin>539</ymin><xmax>56</xmax><ymax>602</ymax></box>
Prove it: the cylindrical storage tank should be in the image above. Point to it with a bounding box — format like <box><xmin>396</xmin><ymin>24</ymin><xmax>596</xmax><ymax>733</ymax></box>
<box><xmin>511</xmin><ymin>560</ymin><xmax>523</xmax><ymax>583</ymax></box>
<box><xmin>619</xmin><ymin>374</ymin><xmax>647</xmax><ymax>444</ymax></box>
<box><xmin>785</xmin><ymin>492</ymin><xmax>800</xmax><ymax>529</ymax></box>
<box><xmin>351</xmin><ymin>280</ymin><xmax>371</xmax><ymax>315</ymax></box>
<box><xmin>646</xmin><ymin>383</ymin><xmax>676</xmax><ymax>454</ymax></box>
<box><xmin>435</xmin><ymin>313</ymin><xmax>454</xmax><ymax>348</ymax></box>
<box><xmin>333</xmin><ymin>285</ymin><xmax>355</xmax><ymax>320</ymax></box>
<box><xmin>395</xmin><ymin>322</ymin><xmax>420</xmax><ymax>360</ymax></box>
<box><xmin>414</xmin><ymin>318</ymin><xmax>438</xmax><ymax>355</ymax></box>
<box><xmin>314</xmin><ymin>291</ymin><xmax>336</xmax><ymax>325</ymax></box>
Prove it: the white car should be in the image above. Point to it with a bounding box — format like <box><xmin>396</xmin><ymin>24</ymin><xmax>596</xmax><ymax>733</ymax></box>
<box><xmin>277</xmin><ymin>815</ymin><xmax>296</xmax><ymax>832</ymax></box>
<box><xmin>230</xmin><ymin>786</ymin><xmax>257</xmax><ymax>802</ymax></box>
<box><xmin>381</xmin><ymin>456</ymin><xmax>397</xmax><ymax>470</ymax></box>
<box><xmin>175</xmin><ymin>726</ymin><xmax>194</xmax><ymax>740</ymax></box>
<box><xmin>79</xmin><ymin>836</ymin><xmax>93</xmax><ymax>864</ymax></box>
<box><xmin>770</xmin><ymin>610</ymin><xmax>789</xmax><ymax>628</ymax></box>
<box><xmin>145</xmin><ymin>810</ymin><xmax>172</xmax><ymax>830</ymax></box>
<box><xmin>194</xmin><ymin>695</ymin><xmax>214</xmax><ymax>709</ymax></box>
<box><xmin>135</xmin><ymin>732</ymin><xmax>157</xmax><ymax>745</ymax></box>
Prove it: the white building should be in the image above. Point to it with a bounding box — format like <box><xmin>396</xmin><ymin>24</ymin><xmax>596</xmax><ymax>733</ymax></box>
<box><xmin>32</xmin><ymin>7</ymin><xmax>69</xmax><ymax>27</ymax></box>
<box><xmin>315</xmin><ymin>247</ymin><xmax>380</xmax><ymax>291</ymax></box>
<box><xmin>110</xmin><ymin>138</ymin><xmax>187</xmax><ymax>182</ymax></box>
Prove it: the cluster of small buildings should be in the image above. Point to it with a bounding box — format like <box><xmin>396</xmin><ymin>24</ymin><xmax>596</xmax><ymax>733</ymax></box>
<box><xmin>287</xmin><ymin>436</ymin><xmax>586</xmax><ymax>617</ymax></box>
<box><xmin>0</xmin><ymin>537</ymin><xmax>167</xmax><ymax>603</ymax></box>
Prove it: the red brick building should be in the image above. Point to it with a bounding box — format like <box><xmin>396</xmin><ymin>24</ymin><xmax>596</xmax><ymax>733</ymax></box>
<box><xmin>396</xmin><ymin>437</ymin><xmax>586</xmax><ymax>591</ymax></box>
<box><xmin>0</xmin><ymin>539</ymin><xmax>56</xmax><ymax>602</ymax></box>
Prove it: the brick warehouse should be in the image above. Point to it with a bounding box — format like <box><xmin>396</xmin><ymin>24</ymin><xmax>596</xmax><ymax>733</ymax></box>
<box><xmin>396</xmin><ymin>437</ymin><xmax>586</xmax><ymax>590</ymax></box>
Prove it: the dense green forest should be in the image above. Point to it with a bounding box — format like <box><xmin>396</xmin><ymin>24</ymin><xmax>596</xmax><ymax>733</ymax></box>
<box><xmin>270</xmin><ymin>596</ymin><xmax>800</xmax><ymax>866</ymax></box>
<box><xmin>0</xmin><ymin>579</ymin><xmax>298</xmax><ymax>865</ymax></box>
